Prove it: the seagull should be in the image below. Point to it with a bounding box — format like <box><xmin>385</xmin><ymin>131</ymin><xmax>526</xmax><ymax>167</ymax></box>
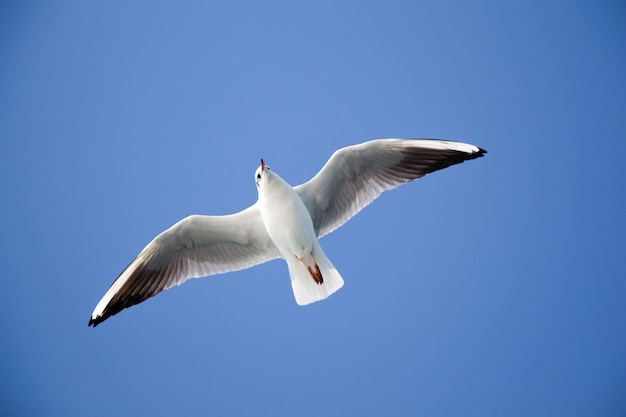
<box><xmin>88</xmin><ymin>139</ymin><xmax>486</xmax><ymax>326</ymax></box>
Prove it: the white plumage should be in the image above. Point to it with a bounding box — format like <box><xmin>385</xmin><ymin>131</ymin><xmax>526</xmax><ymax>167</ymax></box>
<box><xmin>89</xmin><ymin>139</ymin><xmax>486</xmax><ymax>326</ymax></box>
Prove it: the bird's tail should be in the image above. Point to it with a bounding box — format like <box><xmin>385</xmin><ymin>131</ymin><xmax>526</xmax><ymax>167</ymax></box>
<box><xmin>286</xmin><ymin>242</ymin><xmax>344</xmax><ymax>306</ymax></box>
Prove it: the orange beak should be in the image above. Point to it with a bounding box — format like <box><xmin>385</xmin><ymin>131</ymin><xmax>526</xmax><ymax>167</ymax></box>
<box><xmin>260</xmin><ymin>159</ymin><xmax>265</xmax><ymax>171</ymax></box>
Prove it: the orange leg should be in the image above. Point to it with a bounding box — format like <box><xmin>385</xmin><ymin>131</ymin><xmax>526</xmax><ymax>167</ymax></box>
<box><xmin>296</xmin><ymin>252</ymin><xmax>324</xmax><ymax>285</ymax></box>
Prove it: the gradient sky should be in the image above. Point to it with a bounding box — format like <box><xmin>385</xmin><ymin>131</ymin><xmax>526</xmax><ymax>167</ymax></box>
<box><xmin>1</xmin><ymin>2</ymin><xmax>625</xmax><ymax>416</ymax></box>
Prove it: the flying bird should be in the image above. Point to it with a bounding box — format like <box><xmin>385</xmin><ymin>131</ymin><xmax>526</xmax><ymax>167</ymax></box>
<box><xmin>89</xmin><ymin>139</ymin><xmax>486</xmax><ymax>326</ymax></box>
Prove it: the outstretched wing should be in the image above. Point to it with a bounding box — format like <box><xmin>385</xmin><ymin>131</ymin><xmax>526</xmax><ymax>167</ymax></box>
<box><xmin>295</xmin><ymin>139</ymin><xmax>486</xmax><ymax>238</ymax></box>
<box><xmin>89</xmin><ymin>203</ymin><xmax>280</xmax><ymax>326</ymax></box>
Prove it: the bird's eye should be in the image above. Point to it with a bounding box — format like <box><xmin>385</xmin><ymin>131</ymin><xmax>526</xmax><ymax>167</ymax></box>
<box><xmin>257</xmin><ymin>174</ymin><xmax>261</xmax><ymax>179</ymax></box>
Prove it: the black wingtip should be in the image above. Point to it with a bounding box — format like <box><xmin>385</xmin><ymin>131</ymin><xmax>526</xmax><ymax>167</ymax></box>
<box><xmin>460</xmin><ymin>146</ymin><xmax>487</xmax><ymax>162</ymax></box>
<box><xmin>88</xmin><ymin>316</ymin><xmax>102</xmax><ymax>328</ymax></box>
<box><xmin>471</xmin><ymin>147</ymin><xmax>487</xmax><ymax>159</ymax></box>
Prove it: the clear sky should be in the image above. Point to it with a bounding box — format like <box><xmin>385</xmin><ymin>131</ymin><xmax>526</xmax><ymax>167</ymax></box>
<box><xmin>1</xmin><ymin>1</ymin><xmax>625</xmax><ymax>416</ymax></box>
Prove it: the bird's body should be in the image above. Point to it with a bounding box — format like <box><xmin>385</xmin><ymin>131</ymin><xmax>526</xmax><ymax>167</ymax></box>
<box><xmin>257</xmin><ymin>163</ymin><xmax>316</xmax><ymax>258</ymax></box>
<box><xmin>257</xmin><ymin>162</ymin><xmax>344</xmax><ymax>305</ymax></box>
<box><xmin>89</xmin><ymin>138</ymin><xmax>486</xmax><ymax>327</ymax></box>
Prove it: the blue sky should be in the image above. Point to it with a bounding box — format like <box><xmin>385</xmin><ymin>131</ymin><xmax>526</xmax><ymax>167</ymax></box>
<box><xmin>1</xmin><ymin>1</ymin><xmax>625</xmax><ymax>416</ymax></box>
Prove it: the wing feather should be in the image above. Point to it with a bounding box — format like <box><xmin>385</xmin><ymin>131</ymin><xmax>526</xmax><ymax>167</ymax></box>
<box><xmin>89</xmin><ymin>203</ymin><xmax>280</xmax><ymax>326</ymax></box>
<box><xmin>295</xmin><ymin>139</ymin><xmax>486</xmax><ymax>237</ymax></box>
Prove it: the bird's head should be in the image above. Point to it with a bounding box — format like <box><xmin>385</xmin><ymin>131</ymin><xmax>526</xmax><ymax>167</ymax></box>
<box><xmin>255</xmin><ymin>159</ymin><xmax>271</xmax><ymax>188</ymax></box>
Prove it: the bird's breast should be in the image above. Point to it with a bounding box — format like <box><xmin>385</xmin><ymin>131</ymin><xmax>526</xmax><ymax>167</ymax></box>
<box><xmin>259</xmin><ymin>184</ymin><xmax>316</xmax><ymax>258</ymax></box>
